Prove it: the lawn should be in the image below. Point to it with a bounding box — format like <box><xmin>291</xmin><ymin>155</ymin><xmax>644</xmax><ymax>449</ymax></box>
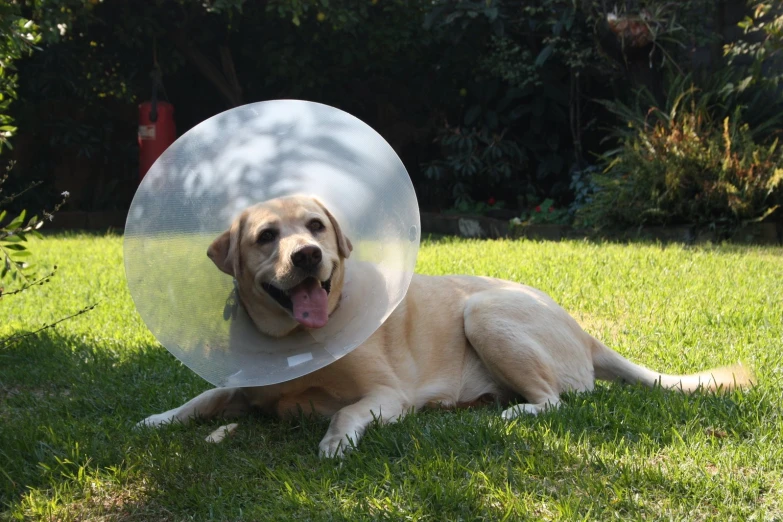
<box><xmin>1</xmin><ymin>233</ymin><xmax>782</xmax><ymax>521</ymax></box>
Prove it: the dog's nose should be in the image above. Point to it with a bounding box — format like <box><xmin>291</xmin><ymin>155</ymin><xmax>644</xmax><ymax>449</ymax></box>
<box><xmin>291</xmin><ymin>245</ymin><xmax>322</xmax><ymax>269</ymax></box>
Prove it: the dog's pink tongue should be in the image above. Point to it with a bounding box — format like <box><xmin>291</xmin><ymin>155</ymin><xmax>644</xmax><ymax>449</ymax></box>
<box><xmin>289</xmin><ymin>278</ymin><xmax>329</xmax><ymax>328</ymax></box>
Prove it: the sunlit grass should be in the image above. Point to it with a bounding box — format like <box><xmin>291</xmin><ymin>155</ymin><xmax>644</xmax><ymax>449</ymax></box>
<box><xmin>1</xmin><ymin>233</ymin><xmax>782</xmax><ymax>520</ymax></box>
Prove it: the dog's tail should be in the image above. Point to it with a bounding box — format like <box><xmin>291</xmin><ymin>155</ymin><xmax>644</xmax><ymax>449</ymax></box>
<box><xmin>590</xmin><ymin>339</ymin><xmax>753</xmax><ymax>392</ymax></box>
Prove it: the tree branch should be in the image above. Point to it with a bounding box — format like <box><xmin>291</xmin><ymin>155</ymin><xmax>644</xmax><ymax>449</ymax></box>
<box><xmin>170</xmin><ymin>30</ymin><xmax>243</xmax><ymax>108</ymax></box>
<box><xmin>0</xmin><ymin>302</ymin><xmax>100</xmax><ymax>349</ymax></box>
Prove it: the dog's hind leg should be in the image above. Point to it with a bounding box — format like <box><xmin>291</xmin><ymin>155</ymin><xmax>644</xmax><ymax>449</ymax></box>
<box><xmin>463</xmin><ymin>288</ymin><xmax>596</xmax><ymax>420</ymax></box>
<box><xmin>137</xmin><ymin>387</ymin><xmax>252</xmax><ymax>428</ymax></box>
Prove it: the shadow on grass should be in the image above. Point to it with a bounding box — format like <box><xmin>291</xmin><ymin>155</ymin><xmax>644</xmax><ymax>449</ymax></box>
<box><xmin>0</xmin><ymin>330</ymin><xmax>770</xmax><ymax>520</ymax></box>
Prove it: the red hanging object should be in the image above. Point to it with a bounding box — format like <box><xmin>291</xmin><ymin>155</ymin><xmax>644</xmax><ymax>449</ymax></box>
<box><xmin>138</xmin><ymin>59</ymin><xmax>176</xmax><ymax>181</ymax></box>
<box><xmin>138</xmin><ymin>100</ymin><xmax>176</xmax><ymax>181</ymax></box>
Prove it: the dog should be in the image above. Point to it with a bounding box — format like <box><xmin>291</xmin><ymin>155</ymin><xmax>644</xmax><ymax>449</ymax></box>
<box><xmin>139</xmin><ymin>195</ymin><xmax>752</xmax><ymax>457</ymax></box>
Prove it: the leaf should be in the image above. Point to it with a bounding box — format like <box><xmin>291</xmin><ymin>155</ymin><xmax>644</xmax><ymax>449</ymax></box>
<box><xmin>2</xmin><ymin>234</ymin><xmax>23</xmax><ymax>242</ymax></box>
<box><xmin>767</xmin><ymin>168</ymin><xmax>783</xmax><ymax>191</ymax></box>
<box><xmin>534</xmin><ymin>45</ymin><xmax>554</xmax><ymax>67</ymax></box>
<box><xmin>3</xmin><ymin>243</ymin><xmax>26</xmax><ymax>251</ymax></box>
<box><xmin>744</xmin><ymin>205</ymin><xmax>779</xmax><ymax>223</ymax></box>
<box><xmin>737</xmin><ymin>76</ymin><xmax>754</xmax><ymax>93</ymax></box>
<box><xmin>564</xmin><ymin>13</ymin><xmax>574</xmax><ymax>31</ymax></box>
<box><xmin>423</xmin><ymin>4</ymin><xmax>448</xmax><ymax>30</ymax></box>
<box><xmin>444</xmin><ymin>11</ymin><xmax>461</xmax><ymax>25</ymax></box>
<box><xmin>6</xmin><ymin>210</ymin><xmax>25</xmax><ymax>230</ymax></box>
<box><xmin>11</xmin><ymin>249</ymin><xmax>31</xmax><ymax>257</ymax></box>
<box><xmin>485</xmin><ymin>111</ymin><xmax>498</xmax><ymax>130</ymax></box>
<box><xmin>490</xmin><ymin>18</ymin><xmax>504</xmax><ymax>37</ymax></box>
<box><xmin>464</xmin><ymin>105</ymin><xmax>482</xmax><ymax>126</ymax></box>
<box><xmin>538</xmin><ymin>155</ymin><xmax>565</xmax><ymax>178</ymax></box>
<box><xmin>509</xmin><ymin>105</ymin><xmax>531</xmax><ymax>120</ymax></box>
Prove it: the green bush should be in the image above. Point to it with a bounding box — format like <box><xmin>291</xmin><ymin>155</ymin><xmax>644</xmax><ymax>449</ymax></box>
<box><xmin>725</xmin><ymin>1</ymin><xmax>783</xmax><ymax>90</ymax></box>
<box><xmin>0</xmin><ymin>162</ymin><xmax>96</xmax><ymax>347</ymax></box>
<box><xmin>424</xmin><ymin>119</ymin><xmax>526</xmax><ymax>209</ymax></box>
<box><xmin>420</xmin><ymin>0</ymin><xmax>721</xmax><ymax>211</ymax></box>
<box><xmin>578</xmin><ymin>86</ymin><xmax>783</xmax><ymax>229</ymax></box>
<box><xmin>0</xmin><ymin>162</ymin><xmax>67</xmax><ymax>292</ymax></box>
<box><xmin>3</xmin><ymin>0</ymin><xmax>778</xmax><ymax>220</ymax></box>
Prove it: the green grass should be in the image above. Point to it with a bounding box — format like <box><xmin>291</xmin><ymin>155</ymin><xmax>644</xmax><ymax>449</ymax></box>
<box><xmin>1</xmin><ymin>233</ymin><xmax>782</xmax><ymax>521</ymax></box>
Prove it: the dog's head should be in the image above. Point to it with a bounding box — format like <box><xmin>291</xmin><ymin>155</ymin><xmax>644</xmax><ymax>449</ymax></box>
<box><xmin>207</xmin><ymin>195</ymin><xmax>353</xmax><ymax>337</ymax></box>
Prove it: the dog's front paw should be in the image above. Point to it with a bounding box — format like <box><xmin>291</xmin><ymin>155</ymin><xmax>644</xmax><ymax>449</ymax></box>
<box><xmin>501</xmin><ymin>403</ymin><xmax>541</xmax><ymax>420</ymax></box>
<box><xmin>501</xmin><ymin>399</ymin><xmax>561</xmax><ymax>420</ymax></box>
<box><xmin>135</xmin><ymin>412</ymin><xmax>175</xmax><ymax>429</ymax></box>
<box><xmin>318</xmin><ymin>434</ymin><xmax>354</xmax><ymax>459</ymax></box>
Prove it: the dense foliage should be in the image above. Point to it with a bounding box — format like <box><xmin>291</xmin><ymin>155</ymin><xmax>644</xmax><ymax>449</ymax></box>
<box><xmin>1</xmin><ymin>0</ymin><xmax>781</xmax><ymax>230</ymax></box>
<box><xmin>0</xmin><ymin>160</ymin><xmax>97</xmax><ymax>348</ymax></box>
<box><xmin>579</xmin><ymin>82</ymin><xmax>783</xmax><ymax>228</ymax></box>
<box><xmin>577</xmin><ymin>0</ymin><xmax>783</xmax><ymax>230</ymax></box>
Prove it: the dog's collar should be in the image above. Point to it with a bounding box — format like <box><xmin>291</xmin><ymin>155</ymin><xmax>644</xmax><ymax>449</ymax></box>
<box><xmin>124</xmin><ymin>100</ymin><xmax>420</xmax><ymax>387</ymax></box>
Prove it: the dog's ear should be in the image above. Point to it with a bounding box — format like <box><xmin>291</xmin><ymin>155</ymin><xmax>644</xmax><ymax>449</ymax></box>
<box><xmin>313</xmin><ymin>198</ymin><xmax>353</xmax><ymax>259</ymax></box>
<box><xmin>207</xmin><ymin>213</ymin><xmax>246</xmax><ymax>276</ymax></box>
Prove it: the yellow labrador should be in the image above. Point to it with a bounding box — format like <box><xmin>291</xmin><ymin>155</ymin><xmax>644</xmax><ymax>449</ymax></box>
<box><xmin>139</xmin><ymin>195</ymin><xmax>752</xmax><ymax>457</ymax></box>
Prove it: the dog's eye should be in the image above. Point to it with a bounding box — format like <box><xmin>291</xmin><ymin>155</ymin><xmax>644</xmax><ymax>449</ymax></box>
<box><xmin>307</xmin><ymin>219</ymin><xmax>325</xmax><ymax>233</ymax></box>
<box><xmin>257</xmin><ymin>229</ymin><xmax>278</xmax><ymax>244</ymax></box>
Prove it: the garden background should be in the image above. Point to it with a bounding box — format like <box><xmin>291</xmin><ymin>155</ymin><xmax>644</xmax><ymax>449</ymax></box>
<box><xmin>1</xmin><ymin>0</ymin><xmax>782</xmax><ymax>233</ymax></box>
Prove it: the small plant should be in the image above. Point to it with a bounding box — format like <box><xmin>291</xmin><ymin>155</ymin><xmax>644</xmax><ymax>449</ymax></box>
<box><xmin>725</xmin><ymin>1</ymin><xmax>783</xmax><ymax>90</ymax></box>
<box><xmin>568</xmin><ymin>164</ymin><xmax>600</xmax><ymax>223</ymax></box>
<box><xmin>511</xmin><ymin>198</ymin><xmax>571</xmax><ymax>229</ymax></box>
<box><xmin>424</xmin><ymin>123</ymin><xmax>525</xmax><ymax>209</ymax></box>
<box><xmin>0</xmin><ymin>162</ymin><xmax>64</xmax><ymax>290</ymax></box>
<box><xmin>0</xmin><ymin>162</ymin><xmax>95</xmax><ymax>347</ymax></box>
<box><xmin>578</xmin><ymin>89</ymin><xmax>783</xmax><ymax>229</ymax></box>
